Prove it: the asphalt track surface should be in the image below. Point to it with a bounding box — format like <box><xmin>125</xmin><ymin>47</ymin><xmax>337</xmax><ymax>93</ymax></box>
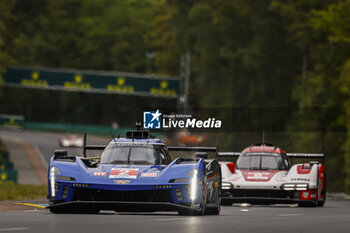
<box><xmin>0</xmin><ymin>200</ymin><xmax>349</xmax><ymax>233</ymax></box>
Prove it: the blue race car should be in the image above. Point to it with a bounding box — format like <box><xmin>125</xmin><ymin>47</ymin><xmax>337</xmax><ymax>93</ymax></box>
<box><xmin>47</xmin><ymin>129</ymin><xmax>221</xmax><ymax>215</ymax></box>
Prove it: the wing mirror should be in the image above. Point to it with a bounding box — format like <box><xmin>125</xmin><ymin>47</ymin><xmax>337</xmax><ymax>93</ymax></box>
<box><xmin>195</xmin><ymin>152</ymin><xmax>208</xmax><ymax>159</ymax></box>
<box><xmin>54</xmin><ymin>150</ymin><xmax>68</xmax><ymax>158</ymax></box>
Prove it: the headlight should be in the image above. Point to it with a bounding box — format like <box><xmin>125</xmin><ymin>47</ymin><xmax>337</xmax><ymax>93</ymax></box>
<box><xmin>189</xmin><ymin>169</ymin><xmax>198</xmax><ymax>201</ymax></box>
<box><xmin>169</xmin><ymin>178</ymin><xmax>189</xmax><ymax>183</ymax></box>
<box><xmin>50</xmin><ymin>167</ymin><xmax>60</xmax><ymax>197</ymax></box>
<box><xmin>281</xmin><ymin>183</ymin><xmax>308</xmax><ymax>191</ymax></box>
<box><xmin>222</xmin><ymin>182</ymin><xmax>233</xmax><ymax>190</ymax></box>
<box><xmin>56</xmin><ymin>175</ymin><xmax>76</xmax><ymax>181</ymax></box>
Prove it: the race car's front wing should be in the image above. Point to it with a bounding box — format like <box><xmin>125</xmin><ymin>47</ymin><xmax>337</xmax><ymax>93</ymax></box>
<box><xmin>48</xmin><ymin>181</ymin><xmax>201</xmax><ymax>212</ymax></box>
<box><xmin>48</xmin><ymin>200</ymin><xmax>200</xmax><ymax>212</ymax></box>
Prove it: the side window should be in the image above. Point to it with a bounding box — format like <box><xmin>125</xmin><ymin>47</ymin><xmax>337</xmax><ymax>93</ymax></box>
<box><xmin>160</xmin><ymin>146</ymin><xmax>172</xmax><ymax>164</ymax></box>
<box><xmin>154</xmin><ymin>145</ymin><xmax>171</xmax><ymax>165</ymax></box>
<box><xmin>281</xmin><ymin>153</ymin><xmax>290</xmax><ymax>169</ymax></box>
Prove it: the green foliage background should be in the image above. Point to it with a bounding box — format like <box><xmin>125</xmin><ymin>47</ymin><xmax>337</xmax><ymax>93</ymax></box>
<box><xmin>1</xmin><ymin>0</ymin><xmax>350</xmax><ymax>192</ymax></box>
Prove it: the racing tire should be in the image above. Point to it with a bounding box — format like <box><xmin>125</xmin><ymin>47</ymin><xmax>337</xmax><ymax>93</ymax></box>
<box><xmin>298</xmin><ymin>201</ymin><xmax>317</xmax><ymax>207</ymax></box>
<box><xmin>178</xmin><ymin>174</ymin><xmax>206</xmax><ymax>216</ymax></box>
<box><xmin>178</xmin><ymin>196</ymin><xmax>205</xmax><ymax>216</ymax></box>
<box><xmin>317</xmin><ymin>201</ymin><xmax>324</xmax><ymax>207</ymax></box>
<box><xmin>178</xmin><ymin>209</ymin><xmax>195</xmax><ymax>216</ymax></box>
<box><xmin>221</xmin><ymin>199</ymin><xmax>233</xmax><ymax>206</ymax></box>
<box><xmin>318</xmin><ymin>173</ymin><xmax>326</xmax><ymax>207</ymax></box>
<box><xmin>205</xmin><ymin>185</ymin><xmax>221</xmax><ymax>215</ymax></box>
<box><xmin>317</xmin><ymin>189</ymin><xmax>326</xmax><ymax>207</ymax></box>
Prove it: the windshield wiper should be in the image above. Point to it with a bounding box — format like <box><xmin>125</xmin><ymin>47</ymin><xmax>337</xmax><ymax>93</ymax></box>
<box><xmin>127</xmin><ymin>147</ymin><xmax>132</xmax><ymax>164</ymax></box>
<box><xmin>259</xmin><ymin>156</ymin><xmax>262</xmax><ymax>170</ymax></box>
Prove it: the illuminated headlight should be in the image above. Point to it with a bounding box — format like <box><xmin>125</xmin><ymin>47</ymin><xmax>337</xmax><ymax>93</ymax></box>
<box><xmin>50</xmin><ymin>167</ymin><xmax>60</xmax><ymax>197</ymax></box>
<box><xmin>76</xmin><ymin>139</ymin><xmax>83</xmax><ymax>147</ymax></box>
<box><xmin>189</xmin><ymin>169</ymin><xmax>198</xmax><ymax>201</ymax></box>
<box><xmin>62</xmin><ymin>141</ymin><xmax>69</xmax><ymax>147</ymax></box>
<box><xmin>281</xmin><ymin>183</ymin><xmax>308</xmax><ymax>191</ymax></box>
<box><xmin>295</xmin><ymin>184</ymin><xmax>308</xmax><ymax>191</ymax></box>
<box><xmin>222</xmin><ymin>182</ymin><xmax>233</xmax><ymax>190</ymax></box>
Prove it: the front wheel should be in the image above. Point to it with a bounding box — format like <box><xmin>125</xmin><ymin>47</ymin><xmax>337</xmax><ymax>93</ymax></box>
<box><xmin>298</xmin><ymin>201</ymin><xmax>317</xmax><ymax>207</ymax></box>
<box><xmin>317</xmin><ymin>200</ymin><xmax>325</xmax><ymax>207</ymax></box>
<box><xmin>205</xmin><ymin>185</ymin><xmax>221</xmax><ymax>215</ymax></box>
<box><xmin>178</xmin><ymin>198</ymin><xmax>205</xmax><ymax>216</ymax></box>
<box><xmin>178</xmin><ymin>175</ymin><xmax>206</xmax><ymax>216</ymax></box>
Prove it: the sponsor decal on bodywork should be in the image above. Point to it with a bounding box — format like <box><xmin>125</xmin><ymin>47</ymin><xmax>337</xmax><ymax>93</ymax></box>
<box><xmin>141</xmin><ymin>172</ymin><xmax>158</xmax><ymax>177</ymax></box>
<box><xmin>302</xmin><ymin>191</ymin><xmax>310</xmax><ymax>199</ymax></box>
<box><xmin>109</xmin><ymin>168</ymin><xmax>139</xmax><ymax>179</ymax></box>
<box><xmin>241</xmin><ymin>170</ymin><xmax>280</xmax><ymax>182</ymax></box>
<box><xmin>114</xmin><ymin>180</ymin><xmax>131</xmax><ymax>184</ymax></box>
<box><xmin>94</xmin><ymin>172</ymin><xmax>107</xmax><ymax>176</ymax></box>
<box><xmin>247</xmin><ymin>172</ymin><xmax>270</xmax><ymax>180</ymax></box>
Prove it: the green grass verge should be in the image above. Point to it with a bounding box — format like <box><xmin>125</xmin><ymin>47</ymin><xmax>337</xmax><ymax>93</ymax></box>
<box><xmin>0</xmin><ymin>182</ymin><xmax>47</xmax><ymax>201</ymax></box>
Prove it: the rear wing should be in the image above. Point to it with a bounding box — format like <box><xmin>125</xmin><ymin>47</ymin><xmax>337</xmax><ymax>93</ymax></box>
<box><xmin>215</xmin><ymin>152</ymin><xmax>324</xmax><ymax>159</ymax></box>
<box><xmin>168</xmin><ymin>146</ymin><xmax>217</xmax><ymax>160</ymax></box>
<box><xmin>167</xmin><ymin>146</ymin><xmax>217</xmax><ymax>152</ymax></box>
<box><xmin>82</xmin><ymin>134</ymin><xmax>219</xmax><ymax>158</ymax></box>
<box><xmin>216</xmin><ymin>152</ymin><xmax>240</xmax><ymax>157</ymax></box>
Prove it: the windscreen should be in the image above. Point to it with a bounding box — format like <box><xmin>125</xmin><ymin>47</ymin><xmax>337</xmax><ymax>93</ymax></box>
<box><xmin>236</xmin><ymin>152</ymin><xmax>289</xmax><ymax>170</ymax></box>
<box><xmin>100</xmin><ymin>144</ymin><xmax>167</xmax><ymax>165</ymax></box>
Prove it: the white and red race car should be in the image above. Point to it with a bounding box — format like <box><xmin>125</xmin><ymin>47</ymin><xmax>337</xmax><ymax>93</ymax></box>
<box><xmin>59</xmin><ymin>134</ymin><xmax>84</xmax><ymax>148</ymax></box>
<box><xmin>218</xmin><ymin>143</ymin><xmax>325</xmax><ymax>207</ymax></box>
